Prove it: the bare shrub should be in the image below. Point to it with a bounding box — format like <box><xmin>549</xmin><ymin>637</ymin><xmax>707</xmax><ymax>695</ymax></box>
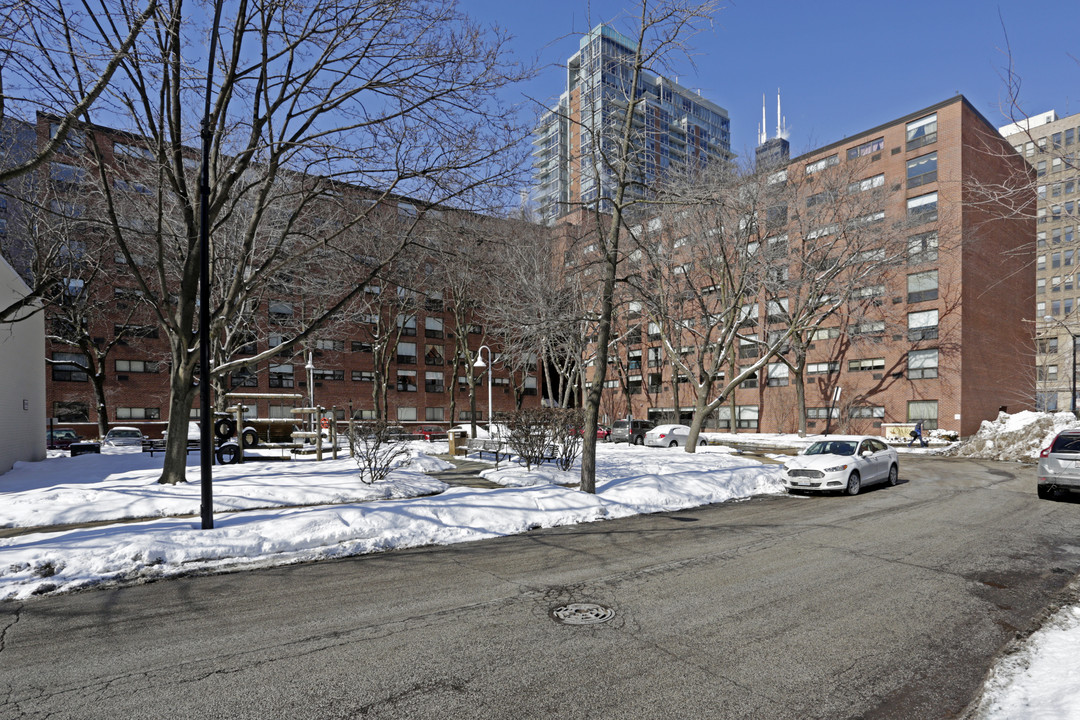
<box><xmin>349</xmin><ymin>421</ymin><xmax>412</xmax><ymax>484</ymax></box>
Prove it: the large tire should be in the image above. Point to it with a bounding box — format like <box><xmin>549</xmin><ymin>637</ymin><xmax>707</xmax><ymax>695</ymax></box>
<box><xmin>214</xmin><ymin>417</ymin><xmax>236</xmax><ymax>441</ymax></box>
<box><xmin>241</xmin><ymin>426</ymin><xmax>259</xmax><ymax>448</ymax></box>
<box><xmin>887</xmin><ymin>464</ymin><xmax>899</xmax><ymax>486</ymax></box>
<box><xmin>845</xmin><ymin>471</ymin><xmax>861</xmax><ymax>496</ymax></box>
<box><xmin>216</xmin><ymin>441</ymin><xmax>240</xmax><ymax>465</ymax></box>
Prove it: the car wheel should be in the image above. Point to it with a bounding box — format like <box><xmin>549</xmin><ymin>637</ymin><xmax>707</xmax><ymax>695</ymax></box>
<box><xmin>845</xmin><ymin>471</ymin><xmax>861</xmax><ymax>496</ymax></box>
<box><xmin>635</xmin><ymin>436</ymin><xmax>644</xmax><ymax>446</ymax></box>
<box><xmin>887</xmin><ymin>464</ymin><xmax>899</xmax><ymax>486</ymax></box>
<box><xmin>698</xmin><ymin>438</ymin><xmax>707</xmax><ymax>447</ymax></box>
<box><xmin>669</xmin><ymin>440</ymin><xmax>679</xmax><ymax>447</ymax></box>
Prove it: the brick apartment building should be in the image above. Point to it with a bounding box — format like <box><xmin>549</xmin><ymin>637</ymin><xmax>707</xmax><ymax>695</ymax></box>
<box><xmin>576</xmin><ymin>95</ymin><xmax>1034</xmax><ymax>437</ymax></box>
<box><xmin>25</xmin><ymin>115</ymin><xmax>540</xmax><ymax>440</ymax></box>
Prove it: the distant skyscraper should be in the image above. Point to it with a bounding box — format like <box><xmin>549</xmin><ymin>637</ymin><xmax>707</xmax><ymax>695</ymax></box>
<box><xmin>755</xmin><ymin>90</ymin><xmax>790</xmax><ymax>171</ymax></box>
<box><xmin>532</xmin><ymin>24</ymin><xmax>732</xmax><ymax>224</ymax></box>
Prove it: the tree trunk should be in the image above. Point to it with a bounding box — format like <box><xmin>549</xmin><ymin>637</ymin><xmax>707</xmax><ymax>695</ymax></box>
<box><xmin>91</xmin><ymin>369</ymin><xmax>109</xmax><ymax>440</ymax></box>
<box><xmin>794</xmin><ymin>366</ymin><xmax>807</xmax><ymax>437</ymax></box>
<box><xmin>158</xmin><ymin>368</ymin><xmax>197</xmax><ymax>484</ymax></box>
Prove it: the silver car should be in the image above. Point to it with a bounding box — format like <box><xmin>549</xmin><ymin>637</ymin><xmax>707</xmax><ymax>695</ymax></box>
<box><xmin>643</xmin><ymin>424</ymin><xmax>706</xmax><ymax>448</ymax></box>
<box><xmin>783</xmin><ymin>436</ymin><xmax>899</xmax><ymax>495</ymax></box>
<box><xmin>1037</xmin><ymin>429</ymin><xmax>1080</xmax><ymax>499</ymax></box>
<box><xmin>103</xmin><ymin>426</ymin><xmax>146</xmax><ymax>447</ymax></box>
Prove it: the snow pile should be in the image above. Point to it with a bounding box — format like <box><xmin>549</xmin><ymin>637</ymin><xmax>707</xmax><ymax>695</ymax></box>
<box><xmin>951</xmin><ymin>411</ymin><xmax>1080</xmax><ymax>462</ymax></box>
<box><xmin>973</xmin><ymin>604</ymin><xmax>1080</xmax><ymax>718</ymax></box>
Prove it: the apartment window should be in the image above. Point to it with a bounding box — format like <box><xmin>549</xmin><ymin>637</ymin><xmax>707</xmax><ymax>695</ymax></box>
<box><xmin>805</xmin><ymin>154</ymin><xmax>839</xmax><ymax>175</ymax></box>
<box><xmin>425</xmin><ymin>372</ymin><xmax>444</xmax><ymax>393</ymax></box>
<box><xmin>807</xmin><ymin>189</ymin><xmax>838</xmax><ymax>208</ymax></box>
<box><xmin>397</xmin><ymin>407</ymin><xmax>417</xmax><ymax>422</ymax></box>
<box><xmin>396</xmin><ymin>341</ymin><xmax>417</xmax><ymax>364</ymax></box>
<box><xmin>628</xmin><ymin>349</ymin><xmax>642</xmax><ymax>371</ymax></box>
<box><xmin>812</xmin><ymin>327</ymin><xmax>840</xmax><ymax>341</ymax></box>
<box><xmin>312</xmin><ymin>339</ymin><xmax>343</xmax><ymax>352</ymax></box>
<box><xmin>1053</xmin><ymin>132</ymin><xmax>1063</xmax><ymax>147</ymax></box>
<box><xmin>908</xmin><ymin>400</ymin><xmax>938</xmax><ymax>430</ymax></box>
<box><xmin>425</xmin><ymin>344</ymin><xmax>445</xmax><ymax>366</ymax></box>
<box><xmin>1053</xmin><ymin>182</ymin><xmax>1063</xmax><ymax>198</ymax></box>
<box><xmin>312</xmin><ymin>369</ymin><xmax>344</xmax><ymax>381</ymax></box>
<box><xmin>740</xmin><ymin>367</ymin><xmax>758</xmax><ymax>389</ymax></box>
<box><xmin>54</xmin><ymin>401</ymin><xmax>89</xmax><ymax>423</ymax></box>
<box><xmin>906</xmin><ymin>114</ymin><xmax>937</xmax><ymax>151</ymax></box>
<box><xmin>396</xmin><ymin>370</ymin><xmax>417</xmax><ymax>392</ymax></box>
<box><xmin>1038</xmin><ymin>255</ymin><xmax>1047</xmax><ymax>271</ymax></box>
<box><xmin>269</xmin><ymin>301</ymin><xmax>293</xmax><ymax>323</ymax></box>
<box><xmin>647</xmin><ymin>322</ymin><xmax>662</xmax><ymax>341</ymax></box>
<box><xmin>269</xmin><ymin>364</ymin><xmax>294</xmax><ymax>388</ymax></box>
<box><xmin>117</xmin><ymin>407</ymin><xmax>160</xmax><ymax>420</ymax></box>
<box><xmin>851</xmin><ymin>321</ymin><xmax>886</xmax><ymax>336</ymax></box>
<box><xmin>424</xmin><ymin>317</ymin><xmax>444</xmax><ymax>338</ymax></box>
<box><xmin>766</xmin><ymin>298</ymin><xmax>789</xmax><ymax>324</ymax></box>
<box><xmin>523</xmin><ymin>376</ymin><xmax>538</xmax><ymax>396</ymax></box>
<box><xmin>1038</xmin><ymin>301</ymin><xmax>1046</xmax><ymax>316</ymax></box>
<box><xmin>1038</xmin><ymin>365</ymin><xmax>1059</xmax><ymax>382</ymax></box>
<box><xmin>352</xmin><ymin>370</ymin><xmax>375</xmax><ymax>382</ymax></box>
<box><xmin>907</xmin><ymin>152</ymin><xmax>937</xmax><ymax>188</ymax></box>
<box><xmin>425</xmin><ymin>407</ymin><xmax>445</xmax><ymax>422</ymax></box>
<box><xmin>425</xmin><ymin>291</ymin><xmax>444</xmax><ymax>311</ymax></box>
<box><xmin>848</xmin><ymin>173</ymin><xmax>885</xmax><ymax>194</ymax></box>
<box><xmin>807</xmin><ymin>362</ymin><xmax>838</xmax><ymax>374</ymax></box>
<box><xmin>908</xmin><ymin>309</ymin><xmax>939</xmax><ymax>341</ymax></box>
<box><xmin>739</xmin><ymin>335</ymin><xmax>759</xmax><ymax>359</ymax></box>
<box><xmin>52</xmin><ymin>352</ymin><xmax>88</xmax><ymax>382</ymax></box>
<box><xmin>848</xmin><ymin>357</ymin><xmax>885</xmax><ymax>372</ymax></box>
<box><xmin>1037</xmin><ymin>392</ymin><xmax>1059</xmax><ymax>412</ymax></box>
<box><xmin>1038</xmin><ymin>337</ymin><xmax>1059</xmax><ymax>355</ymax></box>
<box><xmin>736</xmin><ymin>406</ymin><xmax>759</xmax><ymax>429</ymax></box>
<box><xmin>908</xmin><ymin>349</ymin><xmax>939</xmax><ymax>379</ymax></box>
<box><xmin>849</xmin><ymin>406</ymin><xmax>885</xmax><ymax>419</ymax></box>
<box><xmin>116</xmin><ymin>359</ymin><xmax>159</xmax><ymax>373</ymax></box>
<box><xmin>766</xmin><ymin>363</ymin><xmax>789</xmax><ymax>387</ymax></box>
<box><xmin>113</xmin><ymin>140</ymin><xmax>155</xmax><ymax>160</ymax></box>
<box><xmin>397</xmin><ymin>315</ymin><xmax>417</xmax><ymax>337</ymax></box>
<box><xmin>115</xmin><ymin>324</ymin><xmax>158</xmax><ymax>340</ymax></box>
<box><xmin>230</xmin><ymin>366</ymin><xmax>258</xmax><ymax>387</ymax></box>
<box><xmin>907</xmin><ymin>270</ymin><xmax>939</xmax><ymax>303</ymax></box>
<box><xmin>807</xmin><ymin>407</ymin><xmax>839</xmax><ymax>420</ymax></box>
<box><xmin>852</xmin><ymin>284</ymin><xmax>885</xmax><ymax>300</ymax></box>
<box><xmin>647</xmin><ymin>346</ymin><xmax>663</xmax><ymax>367</ymax></box>
<box><xmin>351</xmin><ymin>341</ymin><xmax>373</xmax><ymax>353</ymax></box>
<box><xmin>1053</xmin><ymin>158</ymin><xmax>1063</xmax><ymax>173</ymax></box>
<box><xmin>49</xmin><ymin>161</ymin><xmax>88</xmax><ymax>186</ymax></box>
<box><xmin>847</xmin><ymin>137</ymin><xmax>883</xmax><ymax>159</ymax></box>
<box><xmin>907</xmin><ymin>231</ymin><xmax>938</xmax><ymax>264</ymax></box>
<box><xmin>1053</xmin><ymin>252</ymin><xmax>1062</xmax><ymax>269</ymax></box>
<box><xmin>1038</xmin><ymin>161</ymin><xmax>1047</xmax><ymax>177</ymax></box>
<box><xmin>907</xmin><ymin>192</ymin><xmax>938</xmax><ymax>224</ymax></box>
<box><xmin>1038</xmin><ymin>232</ymin><xmax>1048</xmax><ymax>248</ymax></box>
<box><xmin>1039</xmin><ymin>185</ymin><xmax>1048</xmax><ymax>200</ymax></box>
<box><xmin>1067</xmin><ymin>128</ymin><xmax>1076</xmax><ymax>146</ymax></box>
<box><xmin>459</xmin><ymin>410</ymin><xmax>483</xmax><ymax>421</ymax></box>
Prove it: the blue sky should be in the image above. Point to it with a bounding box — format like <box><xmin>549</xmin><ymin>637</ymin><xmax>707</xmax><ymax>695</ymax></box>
<box><xmin>462</xmin><ymin>0</ymin><xmax>1080</xmax><ymax>160</ymax></box>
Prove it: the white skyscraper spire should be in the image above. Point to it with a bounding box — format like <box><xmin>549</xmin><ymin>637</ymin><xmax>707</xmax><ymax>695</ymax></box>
<box><xmin>760</xmin><ymin>93</ymin><xmax>767</xmax><ymax>145</ymax></box>
<box><xmin>776</xmin><ymin>89</ymin><xmax>782</xmax><ymax>139</ymax></box>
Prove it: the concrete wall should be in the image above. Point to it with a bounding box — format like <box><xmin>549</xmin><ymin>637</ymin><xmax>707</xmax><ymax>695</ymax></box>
<box><xmin>0</xmin><ymin>255</ymin><xmax>45</xmax><ymax>474</ymax></box>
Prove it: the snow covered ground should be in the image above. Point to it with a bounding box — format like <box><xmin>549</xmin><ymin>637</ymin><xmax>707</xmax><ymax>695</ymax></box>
<box><xmin>4</xmin><ymin>417</ymin><xmax>1080</xmax><ymax>717</ymax></box>
<box><xmin>0</xmin><ymin>442</ymin><xmax>782</xmax><ymax>601</ymax></box>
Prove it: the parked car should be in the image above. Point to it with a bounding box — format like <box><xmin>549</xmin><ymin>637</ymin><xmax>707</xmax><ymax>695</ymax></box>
<box><xmin>570</xmin><ymin>425</ymin><xmax>611</xmax><ymax>441</ymax></box>
<box><xmin>610</xmin><ymin>419</ymin><xmax>655</xmax><ymax>445</ymax></box>
<box><xmin>783</xmin><ymin>436</ymin><xmax>899</xmax><ymax>495</ymax></box>
<box><xmin>644</xmin><ymin>424</ymin><xmax>704</xmax><ymax>448</ymax></box>
<box><xmin>416</xmin><ymin>425</ymin><xmax>448</xmax><ymax>441</ymax></box>
<box><xmin>448</xmin><ymin>423</ymin><xmax>507</xmax><ymax>440</ymax></box>
<box><xmin>103</xmin><ymin>426</ymin><xmax>146</xmax><ymax>448</ymax></box>
<box><xmin>162</xmin><ymin>421</ymin><xmax>201</xmax><ymax>446</ymax></box>
<box><xmin>1037</xmin><ymin>429</ymin><xmax>1080</xmax><ymax>499</ymax></box>
<box><xmin>46</xmin><ymin>428</ymin><xmax>82</xmax><ymax>450</ymax></box>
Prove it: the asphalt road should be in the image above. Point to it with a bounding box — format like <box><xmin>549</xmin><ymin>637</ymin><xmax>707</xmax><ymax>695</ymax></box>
<box><xmin>2</xmin><ymin>455</ymin><xmax>1080</xmax><ymax>720</ymax></box>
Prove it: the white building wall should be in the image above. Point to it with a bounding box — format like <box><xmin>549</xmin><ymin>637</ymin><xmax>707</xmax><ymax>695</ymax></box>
<box><xmin>0</xmin><ymin>255</ymin><xmax>45</xmax><ymax>474</ymax></box>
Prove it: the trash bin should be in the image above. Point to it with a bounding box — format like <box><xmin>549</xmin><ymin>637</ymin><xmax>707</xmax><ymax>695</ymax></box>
<box><xmin>70</xmin><ymin>442</ymin><xmax>101</xmax><ymax>456</ymax></box>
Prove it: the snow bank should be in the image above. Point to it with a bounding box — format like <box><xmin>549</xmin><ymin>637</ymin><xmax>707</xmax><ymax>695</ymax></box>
<box><xmin>972</xmin><ymin>604</ymin><xmax>1080</xmax><ymax>718</ymax></box>
<box><xmin>951</xmin><ymin>411</ymin><xmax>1080</xmax><ymax>463</ymax></box>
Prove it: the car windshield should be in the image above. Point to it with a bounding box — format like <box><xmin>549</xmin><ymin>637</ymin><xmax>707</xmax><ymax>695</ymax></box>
<box><xmin>111</xmin><ymin>430</ymin><xmax>141</xmax><ymax>439</ymax></box>
<box><xmin>805</xmin><ymin>441</ymin><xmax>857</xmax><ymax>456</ymax></box>
<box><xmin>52</xmin><ymin>430</ymin><xmax>76</xmax><ymax>439</ymax></box>
<box><xmin>612</xmin><ymin>421</ymin><xmax>628</xmax><ymax>429</ymax></box>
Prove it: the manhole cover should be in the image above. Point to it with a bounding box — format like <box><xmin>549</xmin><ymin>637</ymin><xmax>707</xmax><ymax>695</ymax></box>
<box><xmin>550</xmin><ymin>602</ymin><xmax>616</xmax><ymax>625</ymax></box>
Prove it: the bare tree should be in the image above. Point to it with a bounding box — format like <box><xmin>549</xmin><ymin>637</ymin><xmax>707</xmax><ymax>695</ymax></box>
<box><xmin>49</xmin><ymin>0</ymin><xmax>532</xmax><ymax>483</ymax></box>
<box><xmin>573</xmin><ymin>0</ymin><xmax>720</xmax><ymax>492</ymax></box>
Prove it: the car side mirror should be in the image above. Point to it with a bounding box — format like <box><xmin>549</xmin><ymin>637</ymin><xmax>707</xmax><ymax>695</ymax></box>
<box><xmin>860</xmin><ymin>449</ymin><xmax>872</xmax><ymax>456</ymax></box>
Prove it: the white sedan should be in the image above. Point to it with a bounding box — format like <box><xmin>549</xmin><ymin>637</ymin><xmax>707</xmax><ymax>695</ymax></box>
<box><xmin>783</xmin><ymin>436</ymin><xmax>899</xmax><ymax>495</ymax></box>
<box><xmin>102</xmin><ymin>426</ymin><xmax>146</xmax><ymax>448</ymax></box>
<box><xmin>643</xmin><ymin>424</ymin><xmax>706</xmax><ymax>448</ymax></box>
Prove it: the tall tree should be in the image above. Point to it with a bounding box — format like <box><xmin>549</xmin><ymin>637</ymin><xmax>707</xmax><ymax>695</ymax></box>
<box><xmin>56</xmin><ymin>0</ymin><xmax>531</xmax><ymax>483</ymax></box>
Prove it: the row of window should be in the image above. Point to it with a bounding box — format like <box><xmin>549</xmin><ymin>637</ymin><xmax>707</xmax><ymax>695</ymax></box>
<box><xmin>1037</xmin><ymin>226</ymin><xmax>1080</xmax><ymax>247</ymax></box>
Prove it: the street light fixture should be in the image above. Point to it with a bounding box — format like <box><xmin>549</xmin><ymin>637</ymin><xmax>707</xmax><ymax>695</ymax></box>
<box><xmin>1044</xmin><ymin>315</ymin><xmax>1077</xmax><ymax>414</ymax></box>
<box><xmin>473</xmin><ymin>345</ymin><xmax>493</xmax><ymax>435</ymax></box>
